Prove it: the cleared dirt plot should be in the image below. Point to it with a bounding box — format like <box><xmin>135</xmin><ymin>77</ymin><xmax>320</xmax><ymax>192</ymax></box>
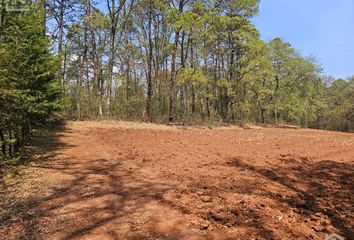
<box><xmin>0</xmin><ymin>121</ymin><xmax>353</xmax><ymax>240</ymax></box>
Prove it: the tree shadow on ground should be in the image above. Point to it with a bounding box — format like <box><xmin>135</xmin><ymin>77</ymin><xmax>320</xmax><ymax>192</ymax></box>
<box><xmin>0</xmin><ymin>122</ymin><xmax>75</xmax><ymax>238</ymax></box>
<box><xmin>2</xmin><ymin>123</ymin><xmax>352</xmax><ymax>240</ymax></box>
<box><xmin>228</xmin><ymin>156</ymin><xmax>354</xmax><ymax>239</ymax></box>
<box><xmin>0</xmin><ymin>123</ymin><xmax>202</xmax><ymax>240</ymax></box>
<box><xmin>0</xmin><ymin>122</ymin><xmax>74</xmax><ymax>181</ymax></box>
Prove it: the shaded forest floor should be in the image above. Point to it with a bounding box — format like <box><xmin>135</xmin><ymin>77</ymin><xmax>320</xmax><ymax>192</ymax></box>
<box><xmin>0</xmin><ymin>121</ymin><xmax>353</xmax><ymax>240</ymax></box>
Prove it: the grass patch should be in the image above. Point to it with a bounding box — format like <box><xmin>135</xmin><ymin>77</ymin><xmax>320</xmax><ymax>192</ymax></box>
<box><xmin>204</xmin><ymin>121</ymin><xmax>214</xmax><ymax>129</ymax></box>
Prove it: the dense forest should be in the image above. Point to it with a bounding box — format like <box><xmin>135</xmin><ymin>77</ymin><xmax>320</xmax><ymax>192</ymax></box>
<box><xmin>0</xmin><ymin>0</ymin><xmax>353</xmax><ymax>160</ymax></box>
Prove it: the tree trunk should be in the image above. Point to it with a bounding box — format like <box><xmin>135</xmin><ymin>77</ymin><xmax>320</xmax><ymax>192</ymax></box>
<box><xmin>0</xmin><ymin>0</ymin><xmax>5</xmax><ymax>29</ymax></box>
<box><xmin>225</xmin><ymin>30</ymin><xmax>234</xmax><ymax>122</ymax></box>
<box><xmin>260</xmin><ymin>105</ymin><xmax>265</xmax><ymax>124</ymax></box>
<box><xmin>62</xmin><ymin>44</ymin><xmax>67</xmax><ymax>86</ymax></box>
<box><xmin>145</xmin><ymin>0</ymin><xmax>153</xmax><ymax>121</ymax></box>
<box><xmin>169</xmin><ymin>30</ymin><xmax>180</xmax><ymax>122</ymax></box>
<box><xmin>21</xmin><ymin>126</ymin><xmax>26</xmax><ymax>143</ymax></box>
<box><xmin>107</xmin><ymin>0</ymin><xmax>122</xmax><ymax>116</ymax></box>
<box><xmin>57</xmin><ymin>0</ymin><xmax>65</xmax><ymax>86</ymax></box>
<box><xmin>206</xmin><ymin>97</ymin><xmax>211</xmax><ymax>119</ymax></box>
<box><xmin>191</xmin><ymin>85</ymin><xmax>196</xmax><ymax>114</ymax></box>
<box><xmin>125</xmin><ymin>20</ymin><xmax>130</xmax><ymax>101</ymax></box>
<box><xmin>8</xmin><ymin>129</ymin><xmax>12</xmax><ymax>158</ymax></box>
<box><xmin>42</xmin><ymin>0</ymin><xmax>47</xmax><ymax>33</ymax></box>
<box><xmin>78</xmin><ymin>0</ymin><xmax>90</xmax><ymax>120</ymax></box>
<box><xmin>190</xmin><ymin>37</ymin><xmax>195</xmax><ymax>117</ymax></box>
<box><xmin>273</xmin><ymin>75</ymin><xmax>280</xmax><ymax>125</ymax></box>
<box><xmin>107</xmin><ymin>25</ymin><xmax>116</xmax><ymax>115</ymax></box>
<box><xmin>0</xmin><ymin>129</ymin><xmax>6</xmax><ymax>161</ymax></box>
<box><xmin>14</xmin><ymin>129</ymin><xmax>19</xmax><ymax>154</ymax></box>
<box><xmin>57</xmin><ymin>0</ymin><xmax>64</xmax><ymax>53</ymax></box>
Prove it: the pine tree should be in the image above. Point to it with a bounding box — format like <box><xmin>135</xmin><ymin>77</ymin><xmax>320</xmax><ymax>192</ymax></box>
<box><xmin>0</xmin><ymin>4</ymin><xmax>62</xmax><ymax>160</ymax></box>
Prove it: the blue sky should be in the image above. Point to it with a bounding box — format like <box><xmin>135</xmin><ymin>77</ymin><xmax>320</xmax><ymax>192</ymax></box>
<box><xmin>253</xmin><ymin>0</ymin><xmax>354</xmax><ymax>79</ymax></box>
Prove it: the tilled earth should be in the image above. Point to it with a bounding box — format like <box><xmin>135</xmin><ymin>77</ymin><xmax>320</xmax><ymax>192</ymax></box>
<box><xmin>0</xmin><ymin>121</ymin><xmax>353</xmax><ymax>240</ymax></box>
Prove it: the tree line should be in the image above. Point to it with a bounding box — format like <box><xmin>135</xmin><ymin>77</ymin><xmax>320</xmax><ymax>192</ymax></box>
<box><xmin>0</xmin><ymin>0</ymin><xmax>353</xmax><ymax>160</ymax></box>
<box><xmin>49</xmin><ymin>0</ymin><xmax>352</xmax><ymax>129</ymax></box>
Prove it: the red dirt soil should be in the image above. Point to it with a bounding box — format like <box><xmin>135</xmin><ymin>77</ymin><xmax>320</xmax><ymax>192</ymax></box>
<box><xmin>0</xmin><ymin>121</ymin><xmax>353</xmax><ymax>240</ymax></box>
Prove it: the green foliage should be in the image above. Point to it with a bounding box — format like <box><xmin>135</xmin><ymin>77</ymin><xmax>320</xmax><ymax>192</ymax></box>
<box><xmin>37</xmin><ymin>0</ymin><xmax>353</xmax><ymax>132</ymax></box>
<box><xmin>111</xmin><ymin>83</ymin><xmax>145</xmax><ymax>120</ymax></box>
<box><xmin>0</xmin><ymin>4</ymin><xmax>62</xmax><ymax>160</ymax></box>
<box><xmin>321</xmin><ymin>78</ymin><xmax>354</xmax><ymax>131</ymax></box>
<box><xmin>204</xmin><ymin>120</ymin><xmax>214</xmax><ymax>129</ymax></box>
<box><xmin>177</xmin><ymin>68</ymin><xmax>209</xmax><ymax>86</ymax></box>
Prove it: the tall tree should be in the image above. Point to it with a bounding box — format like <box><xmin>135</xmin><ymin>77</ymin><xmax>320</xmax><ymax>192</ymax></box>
<box><xmin>0</xmin><ymin>3</ymin><xmax>61</xmax><ymax>160</ymax></box>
